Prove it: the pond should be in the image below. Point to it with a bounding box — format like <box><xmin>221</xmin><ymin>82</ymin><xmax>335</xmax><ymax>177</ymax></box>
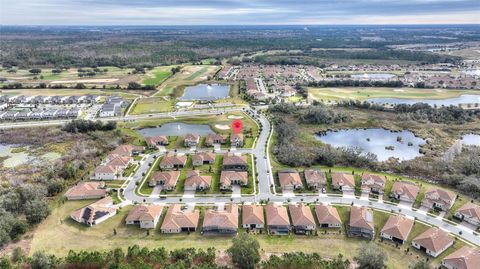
<box><xmin>351</xmin><ymin>73</ymin><xmax>396</xmax><ymax>80</ymax></box>
<box><xmin>179</xmin><ymin>84</ymin><xmax>230</xmax><ymax>101</ymax></box>
<box><xmin>314</xmin><ymin>128</ymin><xmax>426</xmax><ymax>161</ymax></box>
<box><xmin>138</xmin><ymin>122</ymin><xmax>214</xmax><ymax>137</ymax></box>
<box><xmin>367</xmin><ymin>94</ymin><xmax>480</xmax><ymax>106</ymax></box>
<box><xmin>461</xmin><ymin>134</ymin><xmax>480</xmax><ymax>146</ymax></box>
<box><xmin>0</xmin><ymin>144</ymin><xmax>31</xmax><ymax>168</ymax></box>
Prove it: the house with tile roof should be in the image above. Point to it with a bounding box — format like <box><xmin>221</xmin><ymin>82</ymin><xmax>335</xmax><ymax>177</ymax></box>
<box><xmin>348</xmin><ymin>206</ymin><xmax>374</xmax><ymax>240</ymax></box>
<box><xmin>380</xmin><ymin>215</ymin><xmax>414</xmax><ymax>244</ymax></box>
<box><xmin>442</xmin><ymin>246</ymin><xmax>480</xmax><ymax>269</ymax></box>
<box><xmin>205</xmin><ymin>133</ymin><xmax>227</xmax><ymax>146</ymax></box>
<box><xmin>161</xmin><ymin>204</ymin><xmax>200</xmax><ymax>233</ymax></box>
<box><xmin>219</xmin><ymin>171</ymin><xmax>248</xmax><ymax>190</ymax></box>
<box><xmin>184</xmin><ymin>171</ymin><xmax>212</xmax><ymax>191</ymax></box>
<box><xmin>149</xmin><ymin>171</ymin><xmax>180</xmax><ymax>191</ymax></box>
<box><xmin>184</xmin><ymin>133</ymin><xmax>200</xmax><ymax>147</ymax></box>
<box><xmin>64</xmin><ymin>182</ymin><xmax>106</xmax><ymax>200</ymax></box>
<box><xmin>361</xmin><ymin>173</ymin><xmax>387</xmax><ymax>194</ymax></box>
<box><xmin>331</xmin><ymin>173</ymin><xmax>356</xmax><ymax>193</ymax></box>
<box><xmin>315</xmin><ymin>204</ymin><xmax>342</xmax><ymax>228</ymax></box>
<box><xmin>222</xmin><ymin>153</ymin><xmax>248</xmax><ymax>171</ymax></box>
<box><xmin>278</xmin><ymin>170</ymin><xmax>303</xmax><ymax>191</ymax></box>
<box><xmin>160</xmin><ymin>154</ymin><xmax>188</xmax><ymax>169</ymax></box>
<box><xmin>126</xmin><ymin>204</ymin><xmax>163</xmax><ymax>229</ymax></box>
<box><xmin>454</xmin><ymin>202</ymin><xmax>480</xmax><ymax>227</ymax></box>
<box><xmin>242</xmin><ymin>204</ymin><xmax>265</xmax><ymax>232</ymax></box>
<box><xmin>230</xmin><ymin>133</ymin><xmax>244</xmax><ymax>147</ymax></box>
<box><xmin>266</xmin><ymin>203</ymin><xmax>291</xmax><ymax>235</ymax></box>
<box><xmin>91</xmin><ymin>165</ymin><xmax>118</xmax><ymax>180</ymax></box>
<box><xmin>111</xmin><ymin>145</ymin><xmax>144</xmax><ymax>156</ymax></box>
<box><xmin>202</xmin><ymin>204</ymin><xmax>238</xmax><ymax>235</ymax></box>
<box><xmin>145</xmin><ymin>136</ymin><xmax>169</xmax><ymax>148</ymax></box>
<box><xmin>412</xmin><ymin>227</ymin><xmax>453</xmax><ymax>257</ymax></box>
<box><xmin>70</xmin><ymin>197</ymin><xmax>116</xmax><ymax>226</ymax></box>
<box><xmin>192</xmin><ymin>152</ymin><xmax>216</xmax><ymax>166</ymax></box>
<box><xmin>289</xmin><ymin>203</ymin><xmax>316</xmax><ymax>234</ymax></box>
<box><xmin>304</xmin><ymin>169</ymin><xmax>326</xmax><ymax>190</ymax></box>
<box><xmin>390</xmin><ymin>181</ymin><xmax>420</xmax><ymax>203</ymax></box>
<box><xmin>422</xmin><ymin>187</ymin><xmax>456</xmax><ymax>211</ymax></box>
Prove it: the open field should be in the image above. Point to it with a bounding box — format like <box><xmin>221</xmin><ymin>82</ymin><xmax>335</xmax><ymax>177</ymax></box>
<box><xmin>154</xmin><ymin>65</ymin><xmax>221</xmax><ymax>96</ymax></box>
<box><xmin>129</xmin><ymin>97</ymin><xmax>175</xmax><ymax>114</ymax></box>
<box><xmin>308</xmin><ymin>87</ymin><xmax>480</xmax><ymax>102</ymax></box>
<box><xmin>142</xmin><ymin>66</ymin><xmax>174</xmax><ymax>86</ymax></box>
<box><xmin>0</xmin><ymin>88</ymin><xmax>140</xmax><ymax>100</ymax></box>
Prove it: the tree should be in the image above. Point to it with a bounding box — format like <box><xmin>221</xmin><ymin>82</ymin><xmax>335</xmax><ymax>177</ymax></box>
<box><xmin>24</xmin><ymin>199</ymin><xmax>50</xmax><ymax>224</ymax></box>
<box><xmin>29</xmin><ymin>252</ymin><xmax>57</xmax><ymax>269</ymax></box>
<box><xmin>227</xmin><ymin>233</ymin><xmax>260</xmax><ymax>269</ymax></box>
<box><xmin>410</xmin><ymin>260</ymin><xmax>431</xmax><ymax>269</ymax></box>
<box><xmin>127</xmin><ymin>82</ymin><xmax>142</xmax><ymax>90</ymax></box>
<box><xmin>29</xmin><ymin>68</ymin><xmax>42</xmax><ymax>75</ymax></box>
<box><xmin>354</xmin><ymin>243</ymin><xmax>386</xmax><ymax>269</ymax></box>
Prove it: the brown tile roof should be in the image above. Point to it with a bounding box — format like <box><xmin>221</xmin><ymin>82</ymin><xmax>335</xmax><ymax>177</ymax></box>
<box><xmin>70</xmin><ymin>197</ymin><xmax>116</xmax><ymax>224</ymax></box>
<box><xmin>65</xmin><ymin>182</ymin><xmax>106</xmax><ymax>199</ymax></box>
<box><xmin>94</xmin><ymin>165</ymin><xmax>117</xmax><ymax>174</ymax></box>
<box><xmin>220</xmin><ymin>171</ymin><xmax>248</xmax><ymax>186</ymax></box>
<box><xmin>380</xmin><ymin>215</ymin><xmax>414</xmax><ymax>241</ymax></box>
<box><xmin>160</xmin><ymin>154</ymin><xmax>187</xmax><ymax>167</ymax></box>
<box><xmin>361</xmin><ymin>173</ymin><xmax>386</xmax><ymax>189</ymax></box>
<box><xmin>332</xmin><ymin>173</ymin><xmax>355</xmax><ymax>188</ymax></box>
<box><xmin>443</xmin><ymin>246</ymin><xmax>480</xmax><ymax>269</ymax></box>
<box><xmin>145</xmin><ymin>136</ymin><xmax>168</xmax><ymax>146</ymax></box>
<box><xmin>161</xmin><ymin>204</ymin><xmax>199</xmax><ymax>230</ymax></box>
<box><xmin>266</xmin><ymin>203</ymin><xmax>290</xmax><ymax>226</ymax></box>
<box><xmin>304</xmin><ymin>169</ymin><xmax>326</xmax><ymax>185</ymax></box>
<box><xmin>315</xmin><ymin>204</ymin><xmax>342</xmax><ymax>226</ymax></box>
<box><xmin>413</xmin><ymin>227</ymin><xmax>453</xmax><ymax>253</ymax></box>
<box><xmin>456</xmin><ymin>202</ymin><xmax>480</xmax><ymax>222</ymax></box>
<box><xmin>184</xmin><ymin>170</ymin><xmax>212</xmax><ymax>188</ymax></box>
<box><xmin>391</xmin><ymin>181</ymin><xmax>420</xmax><ymax>200</ymax></box>
<box><xmin>107</xmin><ymin>156</ymin><xmax>131</xmax><ymax>168</ymax></box>
<box><xmin>205</xmin><ymin>133</ymin><xmax>227</xmax><ymax>145</ymax></box>
<box><xmin>349</xmin><ymin>206</ymin><xmax>374</xmax><ymax>231</ymax></box>
<box><xmin>192</xmin><ymin>152</ymin><xmax>216</xmax><ymax>163</ymax></box>
<box><xmin>203</xmin><ymin>204</ymin><xmax>239</xmax><ymax>230</ymax></box>
<box><xmin>278</xmin><ymin>171</ymin><xmax>302</xmax><ymax>188</ymax></box>
<box><xmin>242</xmin><ymin>204</ymin><xmax>264</xmax><ymax>226</ymax></box>
<box><xmin>184</xmin><ymin>133</ymin><xmax>200</xmax><ymax>142</ymax></box>
<box><xmin>230</xmin><ymin>133</ymin><xmax>244</xmax><ymax>143</ymax></box>
<box><xmin>126</xmin><ymin>204</ymin><xmax>163</xmax><ymax>222</ymax></box>
<box><xmin>222</xmin><ymin>153</ymin><xmax>248</xmax><ymax>166</ymax></box>
<box><xmin>424</xmin><ymin>187</ymin><xmax>456</xmax><ymax>204</ymax></box>
<box><xmin>150</xmin><ymin>171</ymin><xmax>180</xmax><ymax>187</ymax></box>
<box><xmin>289</xmin><ymin>204</ymin><xmax>315</xmax><ymax>227</ymax></box>
<box><xmin>111</xmin><ymin>145</ymin><xmax>144</xmax><ymax>156</ymax></box>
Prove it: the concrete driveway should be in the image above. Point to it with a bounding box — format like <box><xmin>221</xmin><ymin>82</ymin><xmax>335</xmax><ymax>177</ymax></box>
<box><xmin>231</xmin><ymin>185</ymin><xmax>241</xmax><ymax>198</ymax></box>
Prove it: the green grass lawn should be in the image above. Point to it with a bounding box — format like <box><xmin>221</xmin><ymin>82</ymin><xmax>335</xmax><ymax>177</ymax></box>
<box><xmin>143</xmin><ymin>66</ymin><xmax>173</xmax><ymax>86</ymax></box>
<box><xmin>129</xmin><ymin>97</ymin><xmax>174</xmax><ymax>115</ymax></box>
<box><xmin>186</xmin><ymin>67</ymin><xmax>208</xmax><ymax>80</ymax></box>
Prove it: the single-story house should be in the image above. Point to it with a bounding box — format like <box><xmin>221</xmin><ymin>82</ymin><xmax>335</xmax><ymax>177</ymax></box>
<box><xmin>454</xmin><ymin>202</ymin><xmax>480</xmax><ymax>227</ymax></box>
<box><xmin>412</xmin><ymin>227</ymin><xmax>453</xmax><ymax>257</ymax></box>
<box><xmin>91</xmin><ymin>165</ymin><xmax>118</xmax><ymax>180</ymax></box>
<box><xmin>145</xmin><ymin>136</ymin><xmax>169</xmax><ymax>148</ymax></box>
<box><xmin>192</xmin><ymin>152</ymin><xmax>216</xmax><ymax>166</ymax></box>
<box><xmin>380</xmin><ymin>215</ymin><xmax>414</xmax><ymax>244</ymax></box>
<box><xmin>219</xmin><ymin>171</ymin><xmax>248</xmax><ymax>190</ymax></box>
<box><xmin>304</xmin><ymin>169</ymin><xmax>326</xmax><ymax>190</ymax></box>
<box><xmin>348</xmin><ymin>206</ymin><xmax>374</xmax><ymax>240</ymax></box>
<box><xmin>202</xmin><ymin>204</ymin><xmax>238</xmax><ymax>235</ymax></box>
<box><xmin>361</xmin><ymin>173</ymin><xmax>387</xmax><ymax>194</ymax></box>
<box><xmin>289</xmin><ymin>203</ymin><xmax>316</xmax><ymax>234</ymax></box>
<box><xmin>161</xmin><ymin>204</ymin><xmax>200</xmax><ymax>233</ymax></box>
<box><xmin>422</xmin><ymin>187</ymin><xmax>456</xmax><ymax>211</ymax></box>
<box><xmin>125</xmin><ymin>204</ymin><xmax>163</xmax><ymax>229</ymax></box>
<box><xmin>64</xmin><ymin>181</ymin><xmax>106</xmax><ymax>200</ymax></box>
<box><xmin>107</xmin><ymin>155</ymin><xmax>132</xmax><ymax>170</ymax></box>
<box><xmin>442</xmin><ymin>246</ymin><xmax>480</xmax><ymax>269</ymax></box>
<box><xmin>70</xmin><ymin>197</ymin><xmax>117</xmax><ymax>226</ymax></box>
<box><xmin>184</xmin><ymin>170</ymin><xmax>212</xmax><ymax>191</ymax></box>
<box><xmin>266</xmin><ymin>203</ymin><xmax>291</xmax><ymax>235</ymax></box>
<box><xmin>222</xmin><ymin>153</ymin><xmax>248</xmax><ymax>171</ymax></box>
<box><xmin>149</xmin><ymin>171</ymin><xmax>180</xmax><ymax>190</ymax></box>
<box><xmin>390</xmin><ymin>181</ymin><xmax>420</xmax><ymax>203</ymax></box>
<box><xmin>230</xmin><ymin>133</ymin><xmax>244</xmax><ymax>147</ymax></box>
<box><xmin>205</xmin><ymin>133</ymin><xmax>227</xmax><ymax>146</ymax></box>
<box><xmin>111</xmin><ymin>145</ymin><xmax>144</xmax><ymax>156</ymax></box>
<box><xmin>184</xmin><ymin>133</ymin><xmax>200</xmax><ymax>147</ymax></box>
<box><xmin>278</xmin><ymin>170</ymin><xmax>303</xmax><ymax>190</ymax></box>
<box><xmin>331</xmin><ymin>173</ymin><xmax>356</xmax><ymax>193</ymax></box>
<box><xmin>160</xmin><ymin>154</ymin><xmax>188</xmax><ymax>169</ymax></box>
<box><xmin>242</xmin><ymin>204</ymin><xmax>265</xmax><ymax>232</ymax></box>
<box><xmin>314</xmin><ymin>204</ymin><xmax>342</xmax><ymax>228</ymax></box>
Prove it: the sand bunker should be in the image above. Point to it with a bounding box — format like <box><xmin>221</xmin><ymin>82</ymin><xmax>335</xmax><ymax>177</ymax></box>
<box><xmin>215</xmin><ymin>124</ymin><xmax>230</xmax><ymax>130</ymax></box>
<box><xmin>227</xmin><ymin>115</ymin><xmax>244</xmax><ymax>119</ymax></box>
<box><xmin>51</xmin><ymin>78</ymin><xmax>119</xmax><ymax>84</ymax></box>
<box><xmin>393</xmin><ymin>89</ymin><xmax>405</xmax><ymax>92</ymax></box>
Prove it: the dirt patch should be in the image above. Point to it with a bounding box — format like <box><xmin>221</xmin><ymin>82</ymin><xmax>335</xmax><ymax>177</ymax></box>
<box><xmin>51</xmin><ymin>78</ymin><xmax>119</xmax><ymax>84</ymax></box>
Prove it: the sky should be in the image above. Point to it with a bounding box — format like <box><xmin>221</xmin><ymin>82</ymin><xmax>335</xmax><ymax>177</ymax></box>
<box><xmin>1</xmin><ymin>0</ymin><xmax>479</xmax><ymax>25</ymax></box>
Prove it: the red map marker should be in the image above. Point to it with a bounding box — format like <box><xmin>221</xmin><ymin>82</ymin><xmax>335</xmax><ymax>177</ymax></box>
<box><xmin>231</xmin><ymin>119</ymin><xmax>243</xmax><ymax>134</ymax></box>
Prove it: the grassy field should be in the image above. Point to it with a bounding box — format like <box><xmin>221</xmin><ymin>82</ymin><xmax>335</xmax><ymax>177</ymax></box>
<box><xmin>308</xmin><ymin>87</ymin><xmax>480</xmax><ymax>102</ymax></box>
<box><xmin>142</xmin><ymin>66</ymin><xmax>174</xmax><ymax>86</ymax></box>
<box><xmin>129</xmin><ymin>97</ymin><xmax>175</xmax><ymax>114</ymax></box>
<box><xmin>0</xmin><ymin>88</ymin><xmax>140</xmax><ymax>100</ymax></box>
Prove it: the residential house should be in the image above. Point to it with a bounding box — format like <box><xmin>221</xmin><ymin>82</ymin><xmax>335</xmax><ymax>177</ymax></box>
<box><xmin>289</xmin><ymin>203</ymin><xmax>316</xmax><ymax>234</ymax></box>
<box><xmin>422</xmin><ymin>187</ymin><xmax>456</xmax><ymax>211</ymax></box>
<box><xmin>219</xmin><ymin>171</ymin><xmax>248</xmax><ymax>190</ymax></box>
<box><xmin>314</xmin><ymin>204</ymin><xmax>342</xmax><ymax>228</ymax></box>
<box><xmin>161</xmin><ymin>204</ymin><xmax>200</xmax><ymax>233</ymax></box>
<box><xmin>202</xmin><ymin>204</ymin><xmax>238</xmax><ymax>235</ymax></box>
<box><xmin>230</xmin><ymin>133</ymin><xmax>244</xmax><ymax>147</ymax></box>
<box><xmin>70</xmin><ymin>197</ymin><xmax>117</xmax><ymax>226</ymax></box>
<box><xmin>205</xmin><ymin>133</ymin><xmax>227</xmax><ymax>146</ymax></box>
<box><xmin>91</xmin><ymin>165</ymin><xmax>118</xmax><ymax>180</ymax></box>
<box><xmin>390</xmin><ymin>181</ymin><xmax>420</xmax><ymax>203</ymax></box>
<box><xmin>278</xmin><ymin>170</ymin><xmax>303</xmax><ymax>190</ymax></box>
<box><xmin>442</xmin><ymin>246</ymin><xmax>480</xmax><ymax>269</ymax></box>
<box><xmin>331</xmin><ymin>173</ymin><xmax>356</xmax><ymax>193</ymax></box>
<box><xmin>266</xmin><ymin>203</ymin><xmax>291</xmax><ymax>235</ymax></box>
<box><xmin>222</xmin><ymin>153</ymin><xmax>248</xmax><ymax>171</ymax></box>
<box><xmin>192</xmin><ymin>152</ymin><xmax>216</xmax><ymax>166</ymax></box>
<box><xmin>412</xmin><ymin>227</ymin><xmax>453</xmax><ymax>257</ymax></box>
<box><xmin>111</xmin><ymin>145</ymin><xmax>144</xmax><ymax>156</ymax></box>
<box><xmin>107</xmin><ymin>155</ymin><xmax>132</xmax><ymax>171</ymax></box>
<box><xmin>184</xmin><ymin>133</ymin><xmax>200</xmax><ymax>147</ymax></box>
<box><xmin>361</xmin><ymin>173</ymin><xmax>387</xmax><ymax>194</ymax></box>
<box><xmin>348</xmin><ymin>206</ymin><xmax>374</xmax><ymax>240</ymax></box>
<box><xmin>149</xmin><ymin>171</ymin><xmax>180</xmax><ymax>191</ymax></box>
<box><xmin>125</xmin><ymin>204</ymin><xmax>163</xmax><ymax>229</ymax></box>
<box><xmin>304</xmin><ymin>169</ymin><xmax>326</xmax><ymax>190</ymax></box>
<box><xmin>242</xmin><ymin>204</ymin><xmax>265</xmax><ymax>232</ymax></box>
<box><xmin>380</xmin><ymin>215</ymin><xmax>414</xmax><ymax>244</ymax></box>
<box><xmin>145</xmin><ymin>136</ymin><xmax>169</xmax><ymax>148</ymax></box>
<box><xmin>184</xmin><ymin>171</ymin><xmax>212</xmax><ymax>191</ymax></box>
<box><xmin>454</xmin><ymin>202</ymin><xmax>480</xmax><ymax>227</ymax></box>
<box><xmin>64</xmin><ymin>182</ymin><xmax>106</xmax><ymax>200</ymax></box>
<box><xmin>160</xmin><ymin>154</ymin><xmax>187</xmax><ymax>169</ymax></box>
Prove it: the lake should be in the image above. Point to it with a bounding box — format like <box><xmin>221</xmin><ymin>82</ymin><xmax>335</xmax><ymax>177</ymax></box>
<box><xmin>314</xmin><ymin>128</ymin><xmax>426</xmax><ymax>161</ymax></box>
<box><xmin>351</xmin><ymin>73</ymin><xmax>396</xmax><ymax>80</ymax></box>
<box><xmin>138</xmin><ymin>122</ymin><xmax>214</xmax><ymax>137</ymax></box>
<box><xmin>367</xmin><ymin>94</ymin><xmax>480</xmax><ymax>106</ymax></box>
<box><xmin>179</xmin><ymin>84</ymin><xmax>230</xmax><ymax>101</ymax></box>
<box><xmin>461</xmin><ymin>134</ymin><xmax>480</xmax><ymax>146</ymax></box>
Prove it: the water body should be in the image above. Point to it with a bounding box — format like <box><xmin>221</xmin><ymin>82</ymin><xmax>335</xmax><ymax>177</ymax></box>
<box><xmin>138</xmin><ymin>122</ymin><xmax>214</xmax><ymax>137</ymax></box>
<box><xmin>367</xmin><ymin>94</ymin><xmax>480</xmax><ymax>106</ymax></box>
<box><xmin>179</xmin><ymin>84</ymin><xmax>230</xmax><ymax>101</ymax></box>
<box><xmin>461</xmin><ymin>134</ymin><xmax>480</xmax><ymax>146</ymax></box>
<box><xmin>351</xmin><ymin>73</ymin><xmax>396</xmax><ymax>80</ymax></box>
<box><xmin>314</xmin><ymin>128</ymin><xmax>426</xmax><ymax>161</ymax></box>
<box><xmin>0</xmin><ymin>144</ymin><xmax>31</xmax><ymax>168</ymax></box>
